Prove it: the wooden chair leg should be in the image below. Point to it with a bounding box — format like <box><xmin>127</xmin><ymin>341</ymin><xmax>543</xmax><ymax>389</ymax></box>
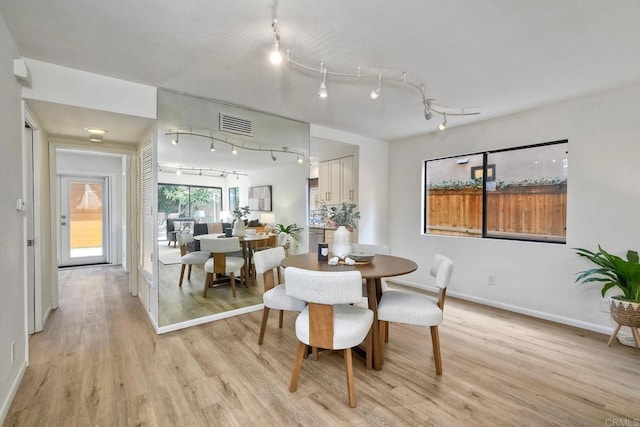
<box><xmin>290</xmin><ymin>342</ymin><xmax>307</xmax><ymax>392</ymax></box>
<box><xmin>365</xmin><ymin>327</ymin><xmax>373</xmax><ymax>370</ymax></box>
<box><xmin>608</xmin><ymin>324</ymin><xmax>623</xmax><ymax>346</ymax></box>
<box><xmin>258</xmin><ymin>307</ymin><xmax>270</xmax><ymax>345</ymax></box>
<box><xmin>187</xmin><ymin>264</ymin><xmax>193</xmax><ymax>280</ymax></box>
<box><xmin>203</xmin><ymin>272</ymin><xmax>213</xmax><ymax>297</ymax></box>
<box><xmin>230</xmin><ymin>273</ymin><xmax>237</xmax><ymax>297</ymax></box>
<box><xmin>385</xmin><ymin>322</ymin><xmax>389</xmax><ymax>342</ymax></box>
<box><xmin>430</xmin><ymin>325</ymin><xmax>442</xmax><ymax>375</ymax></box>
<box><xmin>344</xmin><ymin>348</ymin><xmax>356</xmax><ymax>408</ymax></box>
<box><xmin>179</xmin><ymin>264</ymin><xmax>186</xmax><ymax>287</ymax></box>
<box><xmin>279</xmin><ymin>310</ymin><xmax>284</xmax><ymax>328</ymax></box>
<box><xmin>312</xmin><ymin>346</ymin><xmax>319</xmax><ymax>361</ymax></box>
<box><xmin>379</xmin><ymin>321</ymin><xmax>388</xmax><ymax>344</ymax></box>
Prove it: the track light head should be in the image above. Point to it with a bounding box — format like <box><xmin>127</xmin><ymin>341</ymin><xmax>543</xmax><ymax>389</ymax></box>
<box><xmin>270</xmin><ymin>49</ymin><xmax>282</xmax><ymax>65</ymax></box>
<box><xmin>297</xmin><ymin>154</ymin><xmax>303</xmax><ymax>164</ymax></box>
<box><xmin>176</xmin><ymin>169</ymin><xmax>181</xmax><ymax>176</ymax></box>
<box><xmin>171</xmin><ymin>134</ymin><xmax>179</xmax><ymax>145</ymax></box>
<box><xmin>270</xmin><ymin>20</ymin><xmax>283</xmax><ymax>65</ymax></box>
<box><xmin>438</xmin><ymin>114</ymin><xmax>447</xmax><ymax>131</ymax></box>
<box><xmin>370</xmin><ymin>73</ymin><xmax>382</xmax><ymax>100</ymax></box>
<box><xmin>271</xmin><ymin>150</ymin><xmax>277</xmax><ymax>162</ymax></box>
<box><xmin>318</xmin><ymin>81</ymin><xmax>327</xmax><ymax>98</ymax></box>
<box><xmin>210</xmin><ymin>141</ymin><xmax>215</xmax><ymax>152</ymax></box>
<box><xmin>424</xmin><ymin>109</ymin><xmax>433</xmax><ymax>120</ymax></box>
<box><xmin>318</xmin><ymin>65</ymin><xmax>328</xmax><ymax>98</ymax></box>
<box><xmin>231</xmin><ymin>144</ymin><xmax>237</xmax><ymax>155</ymax></box>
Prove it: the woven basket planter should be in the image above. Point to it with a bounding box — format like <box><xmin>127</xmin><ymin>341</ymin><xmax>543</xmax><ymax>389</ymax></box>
<box><xmin>610</xmin><ymin>297</ymin><xmax>640</xmax><ymax>328</ymax></box>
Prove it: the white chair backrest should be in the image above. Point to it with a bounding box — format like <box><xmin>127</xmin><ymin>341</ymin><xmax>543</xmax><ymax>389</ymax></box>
<box><xmin>199</xmin><ymin>237</ymin><xmax>240</xmax><ymax>253</ymax></box>
<box><xmin>253</xmin><ymin>246</ymin><xmax>286</xmax><ymax>275</ymax></box>
<box><xmin>430</xmin><ymin>254</ymin><xmax>454</xmax><ymax>289</ymax></box>
<box><xmin>351</xmin><ymin>243</ymin><xmax>390</xmax><ymax>255</ymax></box>
<box><xmin>285</xmin><ymin>267</ymin><xmax>363</xmax><ymax>305</ymax></box>
<box><xmin>177</xmin><ymin>233</ymin><xmax>194</xmax><ymax>246</ymax></box>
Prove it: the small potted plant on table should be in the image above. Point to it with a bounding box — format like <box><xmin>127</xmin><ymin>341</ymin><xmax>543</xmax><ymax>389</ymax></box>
<box><xmin>574</xmin><ymin>245</ymin><xmax>640</xmax><ymax>347</ymax></box>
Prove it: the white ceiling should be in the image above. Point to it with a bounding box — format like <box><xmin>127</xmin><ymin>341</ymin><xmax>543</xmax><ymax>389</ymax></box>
<box><xmin>4</xmin><ymin>1</ymin><xmax>640</xmax><ymax>144</ymax></box>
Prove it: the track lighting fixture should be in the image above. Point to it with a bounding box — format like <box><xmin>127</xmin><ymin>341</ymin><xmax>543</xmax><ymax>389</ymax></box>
<box><xmin>165</xmin><ymin>130</ymin><xmax>306</xmax><ymax>163</ymax></box>
<box><xmin>269</xmin><ymin>19</ymin><xmax>283</xmax><ymax>65</ymax></box>
<box><xmin>171</xmin><ymin>134</ymin><xmax>179</xmax><ymax>145</ymax></box>
<box><xmin>424</xmin><ymin>99</ymin><xmax>434</xmax><ymax>120</ymax></box>
<box><xmin>438</xmin><ymin>114</ymin><xmax>447</xmax><ymax>131</ymax></box>
<box><xmin>318</xmin><ymin>63</ymin><xmax>328</xmax><ymax>98</ymax></box>
<box><xmin>370</xmin><ymin>73</ymin><xmax>382</xmax><ymax>100</ymax></box>
<box><xmin>270</xmin><ymin>19</ymin><xmax>480</xmax><ymax>130</ymax></box>
<box><xmin>159</xmin><ymin>165</ymin><xmax>248</xmax><ymax>178</ymax></box>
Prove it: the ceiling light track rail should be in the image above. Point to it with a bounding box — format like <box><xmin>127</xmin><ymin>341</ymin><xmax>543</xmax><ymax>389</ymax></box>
<box><xmin>159</xmin><ymin>165</ymin><xmax>248</xmax><ymax>178</ymax></box>
<box><xmin>165</xmin><ymin>129</ymin><xmax>306</xmax><ymax>161</ymax></box>
<box><xmin>271</xmin><ymin>19</ymin><xmax>480</xmax><ymax>130</ymax></box>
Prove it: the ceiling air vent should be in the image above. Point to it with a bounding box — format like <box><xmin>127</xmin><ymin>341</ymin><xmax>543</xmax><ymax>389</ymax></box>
<box><xmin>219</xmin><ymin>112</ymin><xmax>253</xmax><ymax>137</ymax></box>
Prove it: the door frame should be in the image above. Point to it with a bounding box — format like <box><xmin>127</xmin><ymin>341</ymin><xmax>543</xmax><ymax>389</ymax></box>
<box><xmin>23</xmin><ymin>107</ymin><xmax>43</xmax><ymax>333</ymax></box>
<box><xmin>57</xmin><ymin>174</ymin><xmax>111</xmax><ymax>266</ymax></box>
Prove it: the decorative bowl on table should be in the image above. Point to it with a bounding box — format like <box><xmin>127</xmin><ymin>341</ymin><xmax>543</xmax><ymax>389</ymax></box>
<box><xmin>348</xmin><ymin>252</ymin><xmax>375</xmax><ymax>264</ymax></box>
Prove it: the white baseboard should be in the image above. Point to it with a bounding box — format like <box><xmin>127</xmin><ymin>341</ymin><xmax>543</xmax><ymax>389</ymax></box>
<box><xmin>0</xmin><ymin>359</ymin><xmax>28</xmax><ymax>425</ymax></box>
<box><xmin>157</xmin><ymin>304</ymin><xmax>264</xmax><ymax>334</ymax></box>
<box><xmin>384</xmin><ymin>278</ymin><xmax>613</xmax><ymax>335</ymax></box>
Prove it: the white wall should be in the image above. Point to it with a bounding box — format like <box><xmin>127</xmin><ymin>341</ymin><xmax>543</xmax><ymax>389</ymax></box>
<box><xmin>310</xmin><ymin>125</ymin><xmax>390</xmax><ymax>246</ymax></box>
<box><xmin>22</xmin><ymin>59</ymin><xmax>156</xmax><ymax>119</ymax></box>
<box><xmin>390</xmin><ymin>82</ymin><xmax>640</xmax><ymax>333</ymax></box>
<box><xmin>0</xmin><ymin>14</ymin><xmax>28</xmax><ymax>424</ymax></box>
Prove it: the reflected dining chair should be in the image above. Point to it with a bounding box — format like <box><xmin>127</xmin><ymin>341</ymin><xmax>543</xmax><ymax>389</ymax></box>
<box><xmin>176</xmin><ymin>233</ymin><xmax>211</xmax><ymax>287</ymax></box>
<box><xmin>253</xmin><ymin>246</ymin><xmax>306</xmax><ymax>345</ymax></box>
<box><xmin>376</xmin><ymin>254</ymin><xmax>454</xmax><ymax>375</ymax></box>
<box><xmin>200</xmin><ymin>237</ymin><xmax>245</xmax><ymax>298</ymax></box>
<box><xmin>285</xmin><ymin>267</ymin><xmax>373</xmax><ymax>408</ymax></box>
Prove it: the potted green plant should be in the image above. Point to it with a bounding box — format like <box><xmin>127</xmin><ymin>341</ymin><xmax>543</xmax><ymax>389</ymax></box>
<box><xmin>275</xmin><ymin>223</ymin><xmax>303</xmax><ymax>254</ymax></box>
<box><xmin>231</xmin><ymin>205</ymin><xmax>251</xmax><ymax>236</ymax></box>
<box><xmin>574</xmin><ymin>245</ymin><xmax>640</xmax><ymax>346</ymax></box>
<box><xmin>320</xmin><ymin>202</ymin><xmax>360</xmax><ymax>258</ymax></box>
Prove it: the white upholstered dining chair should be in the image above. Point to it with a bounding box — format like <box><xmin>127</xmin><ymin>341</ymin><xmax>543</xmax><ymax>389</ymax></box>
<box><xmin>200</xmin><ymin>237</ymin><xmax>245</xmax><ymax>298</ymax></box>
<box><xmin>176</xmin><ymin>233</ymin><xmax>211</xmax><ymax>287</ymax></box>
<box><xmin>253</xmin><ymin>246</ymin><xmax>306</xmax><ymax>345</ymax></box>
<box><xmin>285</xmin><ymin>267</ymin><xmax>373</xmax><ymax>408</ymax></box>
<box><xmin>376</xmin><ymin>254</ymin><xmax>454</xmax><ymax>375</ymax></box>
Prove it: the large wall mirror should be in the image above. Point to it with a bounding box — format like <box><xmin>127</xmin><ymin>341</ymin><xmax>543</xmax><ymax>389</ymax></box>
<box><xmin>156</xmin><ymin>89</ymin><xmax>310</xmax><ymax>328</ymax></box>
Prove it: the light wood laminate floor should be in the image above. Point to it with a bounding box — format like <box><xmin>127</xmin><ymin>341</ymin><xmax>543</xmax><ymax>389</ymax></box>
<box><xmin>5</xmin><ymin>265</ymin><xmax>639</xmax><ymax>426</ymax></box>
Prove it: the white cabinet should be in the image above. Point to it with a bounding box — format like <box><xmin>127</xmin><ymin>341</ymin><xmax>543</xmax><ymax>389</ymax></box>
<box><xmin>318</xmin><ymin>155</ymin><xmax>354</xmax><ymax>205</ymax></box>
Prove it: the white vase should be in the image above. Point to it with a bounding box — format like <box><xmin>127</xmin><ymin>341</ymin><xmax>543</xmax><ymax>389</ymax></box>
<box><xmin>232</xmin><ymin>219</ymin><xmax>246</xmax><ymax>237</ymax></box>
<box><xmin>332</xmin><ymin>225</ymin><xmax>352</xmax><ymax>258</ymax></box>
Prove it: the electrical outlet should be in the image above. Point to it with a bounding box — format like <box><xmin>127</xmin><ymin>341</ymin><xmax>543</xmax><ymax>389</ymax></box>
<box><xmin>488</xmin><ymin>275</ymin><xmax>496</xmax><ymax>285</ymax></box>
<box><xmin>10</xmin><ymin>341</ymin><xmax>15</xmax><ymax>364</ymax></box>
<box><xmin>600</xmin><ymin>298</ymin><xmax>610</xmax><ymax>313</ymax></box>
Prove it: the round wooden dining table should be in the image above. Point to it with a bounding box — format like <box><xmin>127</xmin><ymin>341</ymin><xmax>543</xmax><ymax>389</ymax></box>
<box><xmin>281</xmin><ymin>252</ymin><xmax>418</xmax><ymax>370</ymax></box>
